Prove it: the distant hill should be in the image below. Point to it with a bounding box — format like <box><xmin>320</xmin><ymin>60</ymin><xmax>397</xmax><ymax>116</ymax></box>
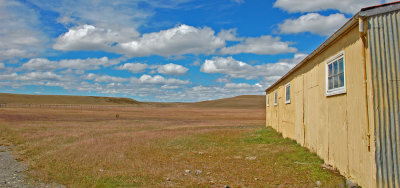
<box><xmin>188</xmin><ymin>95</ymin><xmax>266</xmax><ymax>109</ymax></box>
<box><xmin>0</xmin><ymin>93</ymin><xmax>266</xmax><ymax>109</ymax></box>
<box><xmin>0</xmin><ymin>93</ymin><xmax>140</xmax><ymax>105</ymax></box>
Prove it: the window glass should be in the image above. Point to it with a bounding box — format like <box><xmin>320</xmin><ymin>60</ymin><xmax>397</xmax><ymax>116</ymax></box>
<box><xmin>285</xmin><ymin>84</ymin><xmax>290</xmax><ymax>103</ymax></box>
<box><xmin>326</xmin><ymin>53</ymin><xmax>345</xmax><ymax>95</ymax></box>
<box><xmin>339</xmin><ymin>58</ymin><xmax>344</xmax><ymax>73</ymax></box>
<box><xmin>339</xmin><ymin>73</ymin><xmax>344</xmax><ymax>87</ymax></box>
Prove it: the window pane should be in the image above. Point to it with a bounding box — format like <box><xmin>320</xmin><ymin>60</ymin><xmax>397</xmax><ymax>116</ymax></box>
<box><xmin>329</xmin><ymin>64</ymin><xmax>333</xmax><ymax>76</ymax></box>
<box><xmin>329</xmin><ymin>77</ymin><xmax>333</xmax><ymax>89</ymax></box>
<box><xmin>334</xmin><ymin>76</ymin><xmax>338</xmax><ymax>88</ymax></box>
<box><xmin>339</xmin><ymin>73</ymin><xmax>345</xmax><ymax>87</ymax></box>
<box><xmin>286</xmin><ymin>85</ymin><xmax>290</xmax><ymax>101</ymax></box>
<box><xmin>338</xmin><ymin>58</ymin><xmax>344</xmax><ymax>73</ymax></box>
<box><xmin>333</xmin><ymin>61</ymin><xmax>338</xmax><ymax>75</ymax></box>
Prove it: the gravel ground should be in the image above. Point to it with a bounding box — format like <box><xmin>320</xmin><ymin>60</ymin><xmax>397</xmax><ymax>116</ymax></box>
<box><xmin>0</xmin><ymin>146</ymin><xmax>65</xmax><ymax>188</ymax></box>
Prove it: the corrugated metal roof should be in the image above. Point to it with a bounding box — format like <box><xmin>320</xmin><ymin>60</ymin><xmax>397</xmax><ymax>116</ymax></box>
<box><xmin>265</xmin><ymin>1</ymin><xmax>400</xmax><ymax>93</ymax></box>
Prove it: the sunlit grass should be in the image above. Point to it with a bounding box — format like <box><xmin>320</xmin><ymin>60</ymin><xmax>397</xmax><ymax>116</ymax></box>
<box><xmin>0</xmin><ymin>107</ymin><xmax>345</xmax><ymax>187</ymax></box>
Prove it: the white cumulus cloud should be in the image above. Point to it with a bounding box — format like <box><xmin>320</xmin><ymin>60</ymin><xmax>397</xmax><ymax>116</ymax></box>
<box><xmin>279</xmin><ymin>13</ymin><xmax>348</xmax><ymax>36</ymax></box>
<box><xmin>85</xmin><ymin>73</ymin><xmax>129</xmax><ymax>83</ymax></box>
<box><xmin>137</xmin><ymin>74</ymin><xmax>190</xmax><ymax>85</ymax></box>
<box><xmin>274</xmin><ymin>0</ymin><xmax>381</xmax><ymax>14</ymax></box>
<box><xmin>20</xmin><ymin>57</ymin><xmax>119</xmax><ymax>71</ymax></box>
<box><xmin>157</xmin><ymin>63</ymin><xmax>188</xmax><ymax>75</ymax></box>
<box><xmin>201</xmin><ymin>53</ymin><xmax>307</xmax><ymax>86</ymax></box>
<box><xmin>115</xmin><ymin>63</ymin><xmax>149</xmax><ymax>73</ymax></box>
<box><xmin>20</xmin><ymin>72</ymin><xmax>62</xmax><ymax>81</ymax></box>
<box><xmin>219</xmin><ymin>35</ymin><xmax>297</xmax><ymax>55</ymax></box>
<box><xmin>54</xmin><ymin>24</ymin><xmax>139</xmax><ymax>51</ymax></box>
<box><xmin>201</xmin><ymin>57</ymin><xmax>255</xmax><ymax>78</ymax></box>
<box><xmin>54</xmin><ymin>24</ymin><xmax>226</xmax><ymax>57</ymax></box>
<box><xmin>217</xmin><ymin>28</ymin><xmax>241</xmax><ymax>41</ymax></box>
<box><xmin>117</xmin><ymin>24</ymin><xmax>225</xmax><ymax>57</ymax></box>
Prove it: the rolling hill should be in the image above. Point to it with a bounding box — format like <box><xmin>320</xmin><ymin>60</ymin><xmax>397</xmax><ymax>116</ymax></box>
<box><xmin>0</xmin><ymin>93</ymin><xmax>140</xmax><ymax>105</ymax></box>
<box><xmin>188</xmin><ymin>95</ymin><xmax>266</xmax><ymax>109</ymax></box>
<box><xmin>0</xmin><ymin>93</ymin><xmax>266</xmax><ymax>109</ymax></box>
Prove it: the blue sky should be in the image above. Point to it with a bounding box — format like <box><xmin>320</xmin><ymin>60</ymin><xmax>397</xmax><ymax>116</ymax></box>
<box><xmin>0</xmin><ymin>0</ymin><xmax>393</xmax><ymax>102</ymax></box>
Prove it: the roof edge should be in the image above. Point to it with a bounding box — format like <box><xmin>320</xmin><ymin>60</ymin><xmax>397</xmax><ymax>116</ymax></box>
<box><xmin>265</xmin><ymin>1</ymin><xmax>400</xmax><ymax>93</ymax></box>
<box><xmin>360</xmin><ymin>1</ymin><xmax>400</xmax><ymax>16</ymax></box>
<box><xmin>265</xmin><ymin>14</ymin><xmax>359</xmax><ymax>93</ymax></box>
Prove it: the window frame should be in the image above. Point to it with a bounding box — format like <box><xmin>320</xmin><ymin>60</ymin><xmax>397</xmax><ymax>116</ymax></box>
<box><xmin>326</xmin><ymin>51</ymin><xmax>346</xmax><ymax>96</ymax></box>
<box><xmin>266</xmin><ymin>95</ymin><xmax>269</xmax><ymax>107</ymax></box>
<box><xmin>274</xmin><ymin>91</ymin><xmax>278</xmax><ymax>106</ymax></box>
<box><xmin>285</xmin><ymin>83</ymin><xmax>291</xmax><ymax>104</ymax></box>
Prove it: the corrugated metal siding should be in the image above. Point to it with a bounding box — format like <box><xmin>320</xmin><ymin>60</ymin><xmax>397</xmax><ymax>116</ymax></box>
<box><xmin>368</xmin><ymin>10</ymin><xmax>400</xmax><ymax>188</ymax></box>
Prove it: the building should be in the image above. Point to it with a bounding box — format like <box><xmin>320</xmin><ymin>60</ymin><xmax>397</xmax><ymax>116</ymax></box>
<box><xmin>265</xmin><ymin>2</ymin><xmax>399</xmax><ymax>188</ymax></box>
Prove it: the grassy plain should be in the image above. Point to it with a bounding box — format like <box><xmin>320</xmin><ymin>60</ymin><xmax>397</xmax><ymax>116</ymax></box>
<box><xmin>0</xmin><ymin>95</ymin><xmax>345</xmax><ymax>187</ymax></box>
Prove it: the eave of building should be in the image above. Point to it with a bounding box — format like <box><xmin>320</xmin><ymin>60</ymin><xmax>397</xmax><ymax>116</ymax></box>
<box><xmin>265</xmin><ymin>1</ymin><xmax>400</xmax><ymax>93</ymax></box>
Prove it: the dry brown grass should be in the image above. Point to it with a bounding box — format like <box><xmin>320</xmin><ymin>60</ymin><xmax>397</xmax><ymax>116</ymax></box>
<box><xmin>0</xmin><ymin>106</ymin><xmax>345</xmax><ymax>187</ymax></box>
<box><xmin>0</xmin><ymin>93</ymin><xmax>139</xmax><ymax>105</ymax></box>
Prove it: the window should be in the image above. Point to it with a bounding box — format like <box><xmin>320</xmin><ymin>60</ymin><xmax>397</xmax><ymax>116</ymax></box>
<box><xmin>274</xmin><ymin>91</ymin><xmax>277</xmax><ymax>106</ymax></box>
<box><xmin>326</xmin><ymin>51</ymin><xmax>346</xmax><ymax>96</ymax></box>
<box><xmin>266</xmin><ymin>95</ymin><xmax>269</xmax><ymax>107</ymax></box>
<box><xmin>285</xmin><ymin>83</ymin><xmax>291</xmax><ymax>104</ymax></box>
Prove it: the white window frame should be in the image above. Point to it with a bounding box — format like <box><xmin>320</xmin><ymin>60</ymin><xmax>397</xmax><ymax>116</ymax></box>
<box><xmin>285</xmin><ymin>83</ymin><xmax>291</xmax><ymax>104</ymax></box>
<box><xmin>266</xmin><ymin>95</ymin><xmax>269</xmax><ymax>107</ymax></box>
<box><xmin>274</xmin><ymin>91</ymin><xmax>278</xmax><ymax>106</ymax></box>
<box><xmin>326</xmin><ymin>51</ymin><xmax>346</xmax><ymax>96</ymax></box>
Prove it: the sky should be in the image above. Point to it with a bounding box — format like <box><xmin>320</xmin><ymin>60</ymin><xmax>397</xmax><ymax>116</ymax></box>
<box><xmin>0</xmin><ymin>0</ymin><xmax>395</xmax><ymax>102</ymax></box>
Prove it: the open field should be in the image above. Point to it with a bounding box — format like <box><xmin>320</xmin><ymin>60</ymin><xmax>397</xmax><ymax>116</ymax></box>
<box><xmin>0</xmin><ymin>93</ymin><xmax>265</xmax><ymax>109</ymax></box>
<box><xmin>0</xmin><ymin>95</ymin><xmax>345</xmax><ymax>187</ymax></box>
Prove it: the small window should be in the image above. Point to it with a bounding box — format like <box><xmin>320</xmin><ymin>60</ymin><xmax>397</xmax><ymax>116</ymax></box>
<box><xmin>274</xmin><ymin>91</ymin><xmax>277</xmax><ymax>106</ymax></box>
<box><xmin>266</xmin><ymin>95</ymin><xmax>269</xmax><ymax>107</ymax></box>
<box><xmin>285</xmin><ymin>83</ymin><xmax>290</xmax><ymax>104</ymax></box>
<box><xmin>326</xmin><ymin>51</ymin><xmax>346</xmax><ymax>96</ymax></box>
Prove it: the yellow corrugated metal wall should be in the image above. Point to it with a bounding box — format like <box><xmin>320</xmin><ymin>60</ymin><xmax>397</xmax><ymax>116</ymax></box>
<box><xmin>265</xmin><ymin>25</ymin><xmax>376</xmax><ymax>187</ymax></box>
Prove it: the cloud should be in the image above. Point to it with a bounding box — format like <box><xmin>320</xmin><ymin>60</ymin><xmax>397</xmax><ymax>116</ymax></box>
<box><xmin>55</xmin><ymin>24</ymin><xmax>225</xmax><ymax>57</ymax></box>
<box><xmin>219</xmin><ymin>35</ymin><xmax>297</xmax><ymax>55</ymax></box>
<box><xmin>29</xmin><ymin>0</ymin><xmax>153</xmax><ymax>28</ymax></box>
<box><xmin>137</xmin><ymin>75</ymin><xmax>190</xmax><ymax>85</ymax></box>
<box><xmin>201</xmin><ymin>57</ymin><xmax>255</xmax><ymax>78</ymax></box>
<box><xmin>279</xmin><ymin>13</ymin><xmax>348</xmax><ymax>36</ymax></box>
<box><xmin>274</xmin><ymin>0</ymin><xmax>381</xmax><ymax>14</ymax></box>
<box><xmin>217</xmin><ymin>28</ymin><xmax>241</xmax><ymax>41</ymax></box>
<box><xmin>0</xmin><ymin>73</ymin><xmax>18</xmax><ymax>81</ymax></box>
<box><xmin>85</xmin><ymin>73</ymin><xmax>129</xmax><ymax>83</ymax></box>
<box><xmin>201</xmin><ymin>53</ymin><xmax>307</xmax><ymax>85</ymax></box>
<box><xmin>0</xmin><ymin>63</ymin><xmax>4</xmax><ymax>69</ymax></box>
<box><xmin>54</xmin><ymin>24</ymin><xmax>140</xmax><ymax>51</ymax></box>
<box><xmin>117</xmin><ymin>24</ymin><xmax>225</xmax><ymax>57</ymax></box>
<box><xmin>20</xmin><ymin>72</ymin><xmax>62</xmax><ymax>82</ymax></box>
<box><xmin>21</xmin><ymin>57</ymin><xmax>120</xmax><ymax>71</ymax></box>
<box><xmin>115</xmin><ymin>63</ymin><xmax>149</xmax><ymax>73</ymax></box>
<box><xmin>157</xmin><ymin>63</ymin><xmax>188</xmax><ymax>75</ymax></box>
<box><xmin>0</xmin><ymin>0</ymin><xmax>47</xmax><ymax>60</ymax></box>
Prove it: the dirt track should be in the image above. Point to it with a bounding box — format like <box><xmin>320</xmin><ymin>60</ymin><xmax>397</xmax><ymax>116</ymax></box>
<box><xmin>0</xmin><ymin>146</ymin><xmax>64</xmax><ymax>188</ymax></box>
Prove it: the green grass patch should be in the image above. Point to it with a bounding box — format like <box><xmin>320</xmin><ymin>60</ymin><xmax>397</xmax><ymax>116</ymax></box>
<box><xmin>92</xmin><ymin>176</ymin><xmax>141</xmax><ymax>188</ymax></box>
<box><xmin>239</xmin><ymin>127</ymin><xmax>293</xmax><ymax>144</ymax></box>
